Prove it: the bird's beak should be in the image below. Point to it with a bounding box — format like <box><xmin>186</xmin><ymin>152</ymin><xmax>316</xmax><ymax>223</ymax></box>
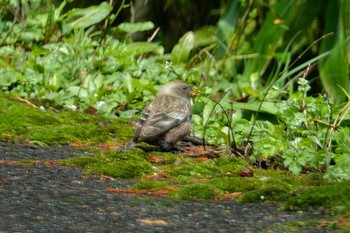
<box><xmin>191</xmin><ymin>89</ymin><xmax>199</xmax><ymax>97</ymax></box>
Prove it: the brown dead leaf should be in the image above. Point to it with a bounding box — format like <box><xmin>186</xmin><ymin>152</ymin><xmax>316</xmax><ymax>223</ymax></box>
<box><xmin>221</xmin><ymin>192</ymin><xmax>242</xmax><ymax>199</ymax></box>
<box><xmin>0</xmin><ymin>160</ymin><xmax>60</xmax><ymax>167</ymax></box>
<box><xmin>0</xmin><ymin>160</ymin><xmax>21</xmax><ymax>165</ymax></box>
<box><xmin>101</xmin><ymin>174</ymin><xmax>115</xmax><ymax>179</ymax></box>
<box><xmin>142</xmin><ymin>171</ymin><xmax>169</xmax><ymax>180</ymax></box>
<box><xmin>179</xmin><ymin>145</ymin><xmax>220</xmax><ymax>158</ymax></box>
<box><xmin>84</xmin><ymin>106</ymin><xmax>98</xmax><ymax>115</ymax></box>
<box><xmin>148</xmin><ymin>155</ymin><xmax>165</xmax><ymax>163</ymax></box>
<box><xmin>106</xmin><ymin>186</ymin><xmax>176</xmax><ymax>198</ymax></box>
<box><xmin>195</xmin><ymin>157</ymin><xmax>210</xmax><ymax>162</ymax></box>
<box><xmin>111</xmin><ymin>212</ymin><xmax>122</xmax><ymax>217</ymax></box>
<box><xmin>317</xmin><ymin>220</ymin><xmax>331</xmax><ymax>228</ymax></box>
<box><xmin>138</xmin><ymin>219</ymin><xmax>168</xmax><ymax>226</ymax></box>
<box><xmin>69</xmin><ymin>142</ymin><xmax>90</xmax><ymax>148</ymax></box>
<box><xmin>338</xmin><ymin>218</ymin><xmax>350</xmax><ymax>224</ymax></box>
<box><xmin>240</xmin><ymin>168</ymin><xmax>253</xmax><ymax>177</ymax></box>
<box><xmin>95</xmin><ymin>142</ymin><xmax>123</xmax><ymax>151</ymax></box>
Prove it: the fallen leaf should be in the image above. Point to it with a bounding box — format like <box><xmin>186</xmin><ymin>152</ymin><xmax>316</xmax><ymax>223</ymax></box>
<box><xmin>138</xmin><ymin>219</ymin><xmax>168</xmax><ymax>226</ymax></box>
<box><xmin>221</xmin><ymin>192</ymin><xmax>242</xmax><ymax>199</ymax></box>
<box><xmin>191</xmin><ymin>178</ymin><xmax>209</xmax><ymax>183</ymax></box>
<box><xmin>106</xmin><ymin>186</ymin><xmax>177</xmax><ymax>198</ymax></box>
<box><xmin>142</xmin><ymin>171</ymin><xmax>169</xmax><ymax>180</ymax></box>
<box><xmin>338</xmin><ymin>218</ymin><xmax>350</xmax><ymax>224</ymax></box>
<box><xmin>179</xmin><ymin>145</ymin><xmax>220</xmax><ymax>158</ymax></box>
<box><xmin>111</xmin><ymin>212</ymin><xmax>122</xmax><ymax>217</ymax></box>
<box><xmin>148</xmin><ymin>155</ymin><xmax>165</xmax><ymax>163</ymax></box>
<box><xmin>240</xmin><ymin>168</ymin><xmax>253</xmax><ymax>177</ymax></box>
<box><xmin>195</xmin><ymin>157</ymin><xmax>210</xmax><ymax>162</ymax></box>
<box><xmin>95</xmin><ymin>142</ymin><xmax>123</xmax><ymax>151</ymax></box>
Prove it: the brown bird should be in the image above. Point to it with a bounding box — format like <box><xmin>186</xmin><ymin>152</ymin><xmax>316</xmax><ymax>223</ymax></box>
<box><xmin>120</xmin><ymin>80</ymin><xmax>194</xmax><ymax>151</ymax></box>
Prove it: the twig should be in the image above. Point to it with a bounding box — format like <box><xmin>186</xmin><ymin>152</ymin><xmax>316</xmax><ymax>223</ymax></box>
<box><xmin>0</xmin><ymin>5</ymin><xmax>20</xmax><ymax>46</ymax></box>
<box><xmin>15</xmin><ymin>96</ymin><xmax>38</xmax><ymax>108</ymax></box>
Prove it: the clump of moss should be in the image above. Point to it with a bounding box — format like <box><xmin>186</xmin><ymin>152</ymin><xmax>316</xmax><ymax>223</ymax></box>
<box><xmin>171</xmin><ymin>183</ymin><xmax>221</xmax><ymax>200</ymax></box>
<box><xmin>239</xmin><ymin>187</ymin><xmax>291</xmax><ymax>202</ymax></box>
<box><xmin>0</xmin><ymin>92</ymin><xmax>134</xmax><ymax>145</ymax></box>
<box><xmin>213</xmin><ymin>177</ymin><xmax>260</xmax><ymax>192</ymax></box>
<box><xmin>281</xmin><ymin>182</ymin><xmax>350</xmax><ymax>212</ymax></box>
<box><xmin>165</xmin><ymin>157</ymin><xmax>246</xmax><ymax>179</ymax></box>
<box><xmin>62</xmin><ymin>149</ymin><xmax>153</xmax><ymax>179</ymax></box>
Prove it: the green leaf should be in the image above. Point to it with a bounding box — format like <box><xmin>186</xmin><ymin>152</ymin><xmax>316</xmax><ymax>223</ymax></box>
<box><xmin>118</xmin><ymin>21</ymin><xmax>154</xmax><ymax>33</ymax></box>
<box><xmin>61</xmin><ymin>2</ymin><xmax>112</xmax><ymax>34</ymax></box>
<box><xmin>243</xmin><ymin>0</ymin><xmax>323</xmax><ymax>78</ymax></box>
<box><xmin>215</xmin><ymin>0</ymin><xmax>242</xmax><ymax>58</ymax></box>
<box><xmin>231</xmin><ymin>102</ymin><xmax>279</xmax><ymax>115</ymax></box>
<box><xmin>124</xmin><ymin>42</ymin><xmax>164</xmax><ymax>56</ymax></box>
<box><xmin>202</xmin><ymin>100</ymin><xmax>215</xmax><ymax>124</ymax></box>
<box><xmin>171</xmin><ymin>31</ymin><xmax>195</xmax><ymax>64</ymax></box>
<box><xmin>319</xmin><ymin>41</ymin><xmax>349</xmax><ymax>103</ymax></box>
<box><xmin>318</xmin><ymin>0</ymin><xmax>349</xmax><ymax>104</ymax></box>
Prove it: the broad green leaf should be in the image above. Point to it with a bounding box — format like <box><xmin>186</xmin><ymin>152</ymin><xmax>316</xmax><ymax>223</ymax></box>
<box><xmin>61</xmin><ymin>2</ymin><xmax>112</xmax><ymax>33</ymax></box>
<box><xmin>243</xmin><ymin>0</ymin><xmax>323</xmax><ymax>78</ymax></box>
<box><xmin>318</xmin><ymin>0</ymin><xmax>349</xmax><ymax>104</ymax></box>
<box><xmin>124</xmin><ymin>42</ymin><xmax>164</xmax><ymax>56</ymax></box>
<box><xmin>66</xmin><ymin>86</ymin><xmax>88</xmax><ymax>98</ymax></box>
<box><xmin>171</xmin><ymin>31</ymin><xmax>195</xmax><ymax>64</ymax></box>
<box><xmin>202</xmin><ymin>100</ymin><xmax>215</xmax><ymax>124</ymax></box>
<box><xmin>231</xmin><ymin>102</ymin><xmax>279</xmax><ymax>115</ymax></box>
<box><xmin>45</xmin><ymin>74</ymin><xmax>60</xmax><ymax>92</ymax></box>
<box><xmin>319</xmin><ymin>41</ymin><xmax>349</xmax><ymax>103</ymax></box>
<box><xmin>193</xmin><ymin>26</ymin><xmax>217</xmax><ymax>47</ymax></box>
<box><xmin>215</xmin><ymin>0</ymin><xmax>242</xmax><ymax>58</ymax></box>
<box><xmin>118</xmin><ymin>21</ymin><xmax>154</xmax><ymax>33</ymax></box>
<box><xmin>124</xmin><ymin>73</ymin><xmax>134</xmax><ymax>93</ymax></box>
<box><xmin>54</xmin><ymin>0</ymin><xmax>67</xmax><ymax>21</ymax></box>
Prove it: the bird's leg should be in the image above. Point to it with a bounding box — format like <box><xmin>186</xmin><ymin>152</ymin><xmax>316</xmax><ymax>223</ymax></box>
<box><xmin>157</xmin><ymin>140</ymin><xmax>185</xmax><ymax>152</ymax></box>
<box><xmin>118</xmin><ymin>140</ymin><xmax>136</xmax><ymax>152</ymax></box>
<box><xmin>182</xmin><ymin>135</ymin><xmax>207</xmax><ymax>146</ymax></box>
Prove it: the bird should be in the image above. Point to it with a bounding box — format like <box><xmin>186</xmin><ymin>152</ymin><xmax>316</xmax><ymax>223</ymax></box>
<box><xmin>120</xmin><ymin>80</ymin><xmax>195</xmax><ymax>152</ymax></box>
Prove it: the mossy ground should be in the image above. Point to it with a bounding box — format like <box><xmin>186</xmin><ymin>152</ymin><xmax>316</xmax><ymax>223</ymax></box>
<box><xmin>1</xmin><ymin>92</ymin><xmax>349</xmax><ymax>231</ymax></box>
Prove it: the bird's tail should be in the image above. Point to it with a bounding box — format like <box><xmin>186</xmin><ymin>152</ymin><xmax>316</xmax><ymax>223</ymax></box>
<box><xmin>118</xmin><ymin>140</ymin><xmax>136</xmax><ymax>152</ymax></box>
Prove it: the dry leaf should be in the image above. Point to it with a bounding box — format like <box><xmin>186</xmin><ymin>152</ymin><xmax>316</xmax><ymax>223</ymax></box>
<box><xmin>148</xmin><ymin>155</ymin><xmax>165</xmax><ymax>163</ymax></box>
<box><xmin>138</xmin><ymin>219</ymin><xmax>168</xmax><ymax>226</ymax></box>
<box><xmin>221</xmin><ymin>192</ymin><xmax>242</xmax><ymax>199</ymax></box>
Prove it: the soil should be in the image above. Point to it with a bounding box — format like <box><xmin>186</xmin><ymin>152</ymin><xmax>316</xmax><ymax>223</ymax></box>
<box><xmin>0</xmin><ymin>142</ymin><xmax>334</xmax><ymax>233</ymax></box>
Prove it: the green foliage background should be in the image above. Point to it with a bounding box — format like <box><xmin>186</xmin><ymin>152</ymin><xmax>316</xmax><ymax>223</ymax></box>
<box><xmin>0</xmin><ymin>0</ymin><xmax>349</xmax><ymax>180</ymax></box>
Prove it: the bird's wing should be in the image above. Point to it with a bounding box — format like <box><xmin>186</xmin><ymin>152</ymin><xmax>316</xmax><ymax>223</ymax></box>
<box><xmin>136</xmin><ymin>96</ymin><xmax>190</xmax><ymax>140</ymax></box>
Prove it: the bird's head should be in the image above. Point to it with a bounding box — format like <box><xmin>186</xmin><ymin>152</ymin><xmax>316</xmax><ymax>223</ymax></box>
<box><xmin>157</xmin><ymin>80</ymin><xmax>196</xmax><ymax>100</ymax></box>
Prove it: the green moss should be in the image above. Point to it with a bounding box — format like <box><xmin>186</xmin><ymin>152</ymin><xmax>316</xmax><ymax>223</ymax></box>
<box><xmin>165</xmin><ymin>157</ymin><xmax>246</xmax><ymax>179</ymax></box>
<box><xmin>171</xmin><ymin>183</ymin><xmax>221</xmax><ymax>200</ymax></box>
<box><xmin>213</xmin><ymin>177</ymin><xmax>260</xmax><ymax>192</ymax></box>
<box><xmin>2</xmin><ymin>91</ymin><xmax>350</xmax><ymax>225</ymax></box>
<box><xmin>281</xmin><ymin>182</ymin><xmax>350</xmax><ymax>212</ymax></box>
<box><xmin>167</xmin><ymin>162</ymin><xmax>220</xmax><ymax>178</ymax></box>
<box><xmin>133</xmin><ymin>180</ymin><xmax>169</xmax><ymax>190</ymax></box>
<box><xmin>0</xmin><ymin>92</ymin><xmax>133</xmax><ymax>145</ymax></box>
<box><xmin>146</xmin><ymin>152</ymin><xmax>179</xmax><ymax>165</ymax></box>
<box><xmin>266</xmin><ymin>219</ymin><xmax>324</xmax><ymax>232</ymax></box>
<box><xmin>239</xmin><ymin>187</ymin><xmax>291</xmax><ymax>202</ymax></box>
<box><xmin>62</xmin><ymin>149</ymin><xmax>153</xmax><ymax>179</ymax></box>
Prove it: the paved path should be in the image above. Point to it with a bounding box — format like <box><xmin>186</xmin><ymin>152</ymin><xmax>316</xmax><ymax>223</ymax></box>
<box><xmin>0</xmin><ymin>142</ymin><xmax>332</xmax><ymax>232</ymax></box>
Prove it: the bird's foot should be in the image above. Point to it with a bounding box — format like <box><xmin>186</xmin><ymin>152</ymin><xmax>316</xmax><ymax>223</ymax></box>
<box><xmin>158</xmin><ymin>141</ymin><xmax>185</xmax><ymax>152</ymax></box>
<box><xmin>182</xmin><ymin>135</ymin><xmax>208</xmax><ymax>146</ymax></box>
